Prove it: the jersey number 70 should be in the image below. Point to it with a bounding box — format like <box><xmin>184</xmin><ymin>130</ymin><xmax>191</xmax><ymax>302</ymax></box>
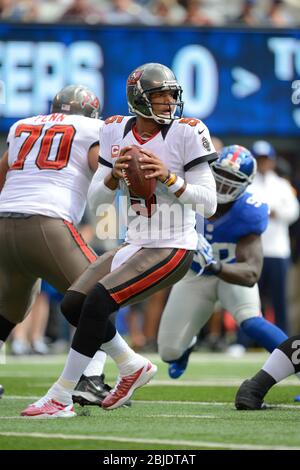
<box><xmin>11</xmin><ymin>124</ymin><xmax>76</xmax><ymax>171</ymax></box>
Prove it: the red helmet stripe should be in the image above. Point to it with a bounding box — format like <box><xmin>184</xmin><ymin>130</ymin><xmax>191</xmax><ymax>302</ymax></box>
<box><xmin>230</xmin><ymin>147</ymin><xmax>243</xmax><ymax>163</ymax></box>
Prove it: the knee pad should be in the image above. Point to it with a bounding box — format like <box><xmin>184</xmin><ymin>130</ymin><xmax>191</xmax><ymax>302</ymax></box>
<box><xmin>72</xmin><ymin>283</ymin><xmax>118</xmax><ymax>357</ymax></box>
<box><xmin>81</xmin><ymin>283</ymin><xmax>118</xmax><ymax>322</ymax></box>
<box><xmin>61</xmin><ymin>290</ymin><xmax>86</xmax><ymax>327</ymax></box>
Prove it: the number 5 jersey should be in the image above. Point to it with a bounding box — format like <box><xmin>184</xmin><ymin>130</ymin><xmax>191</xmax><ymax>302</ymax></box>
<box><xmin>98</xmin><ymin>115</ymin><xmax>217</xmax><ymax>250</ymax></box>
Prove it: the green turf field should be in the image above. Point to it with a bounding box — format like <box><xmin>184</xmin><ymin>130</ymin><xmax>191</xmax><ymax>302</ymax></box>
<box><xmin>0</xmin><ymin>352</ymin><xmax>300</xmax><ymax>450</ymax></box>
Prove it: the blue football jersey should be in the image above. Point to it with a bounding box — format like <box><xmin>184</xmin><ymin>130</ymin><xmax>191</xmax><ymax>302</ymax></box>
<box><xmin>191</xmin><ymin>191</ymin><xmax>269</xmax><ymax>273</ymax></box>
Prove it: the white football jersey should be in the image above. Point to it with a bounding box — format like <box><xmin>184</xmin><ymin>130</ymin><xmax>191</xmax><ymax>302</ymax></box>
<box><xmin>100</xmin><ymin>115</ymin><xmax>216</xmax><ymax>249</ymax></box>
<box><xmin>0</xmin><ymin>114</ymin><xmax>103</xmax><ymax>225</ymax></box>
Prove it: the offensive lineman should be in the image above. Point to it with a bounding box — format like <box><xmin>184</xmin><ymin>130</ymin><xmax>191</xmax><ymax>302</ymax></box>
<box><xmin>158</xmin><ymin>146</ymin><xmax>289</xmax><ymax>377</ymax></box>
<box><xmin>0</xmin><ymin>85</ymin><xmax>124</xmax><ymax>406</ymax></box>
<box><xmin>21</xmin><ymin>62</ymin><xmax>218</xmax><ymax>417</ymax></box>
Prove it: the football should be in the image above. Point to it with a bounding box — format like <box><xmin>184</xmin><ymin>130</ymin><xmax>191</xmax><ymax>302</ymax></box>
<box><xmin>122</xmin><ymin>145</ymin><xmax>157</xmax><ymax>200</ymax></box>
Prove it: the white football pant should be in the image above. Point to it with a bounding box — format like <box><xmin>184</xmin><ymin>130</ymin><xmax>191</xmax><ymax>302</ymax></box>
<box><xmin>158</xmin><ymin>269</ymin><xmax>261</xmax><ymax>362</ymax></box>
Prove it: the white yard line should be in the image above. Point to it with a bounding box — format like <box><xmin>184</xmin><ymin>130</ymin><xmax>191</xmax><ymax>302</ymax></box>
<box><xmin>0</xmin><ymin>416</ymin><xmax>28</xmax><ymax>419</ymax></box>
<box><xmin>2</xmin><ymin>352</ymin><xmax>269</xmax><ymax>365</ymax></box>
<box><xmin>1</xmin><ymin>373</ymin><xmax>299</xmax><ymax>386</ymax></box>
<box><xmin>0</xmin><ymin>431</ymin><xmax>298</xmax><ymax>450</ymax></box>
<box><xmin>0</xmin><ymin>372</ymin><xmax>58</xmax><ymax>377</ymax></box>
<box><xmin>136</xmin><ymin>400</ymin><xmax>300</xmax><ymax>409</ymax></box>
<box><xmin>2</xmin><ymin>395</ymin><xmax>39</xmax><ymax>400</ymax></box>
<box><xmin>0</xmin><ymin>413</ymin><xmax>216</xmax><ymax>420</ymax></box>
<box><xmin>147</xmin><ymin>379</ymin><xmax>300</xmax><ymax>386</ymax></box>
<box><xmin>2</xmin><ymin>396</ymin><xmax>300</xmax><ymax>409</ymax></box>
<box><xmin>3</xmin><ymin>355</ymin><xmax>67</xmax><ymax>364</ymax></box>
<box><xmin>145</xmin><ymin>414</ymin><xmax>216</xmax><ymax>419</ymax></box>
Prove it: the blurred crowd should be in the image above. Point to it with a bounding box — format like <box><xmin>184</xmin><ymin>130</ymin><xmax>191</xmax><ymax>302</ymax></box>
<box><xmin>0</xmin><ymin>0</ymin><xmax>300</xmax><ymax>27</ymax></box>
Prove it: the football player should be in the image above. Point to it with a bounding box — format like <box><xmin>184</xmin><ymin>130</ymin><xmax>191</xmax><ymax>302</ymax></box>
<box><xmin>235</xmin><ymin>334</ymin><xmax>300</xmax><ymax>410</ymax></box>
<box><xmin>158</xmin><ymin>145</ymin><xmax>289</xmax><ymax>378</ymax></box>
<box><xmin>21</xmin><ymin>62</ymin><xmax>218</xmax><ymax>417</ymax></box>
<box><xmin>0</xmin><ymin>85</ymin><xmax>118</xmax><ymax>405</ymax></box>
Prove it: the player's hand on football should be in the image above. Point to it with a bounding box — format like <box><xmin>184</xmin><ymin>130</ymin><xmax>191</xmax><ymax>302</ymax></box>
<box><xmin>111</xmin><ymin>147</ymin><xmax>132</xmax><ymax>180</ymax></box>
<box><xmin>138</xmin><ymin>149</ymin><xmax>169</xmax><ymax>182</ymax></box>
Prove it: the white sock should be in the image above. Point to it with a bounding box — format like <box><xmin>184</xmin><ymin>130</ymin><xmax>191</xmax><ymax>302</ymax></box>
<box><xmin>262</xmin><ymin>349</ymin><xmax>295</xmax><ymax>382</ymax></box>
<box><xmin>83</xmin><ymin>350</ymin><xmax>107</xmax><ymax>377</ymax></box>
<box><xmin>101</xmin><ymin>332</ymin><xmax>146</xmax><ymax>376</ymax></box>
<box><xmin>46</xmin><ymin>348</ymin><xmax>92</xmax><ymax>404</ymax></box>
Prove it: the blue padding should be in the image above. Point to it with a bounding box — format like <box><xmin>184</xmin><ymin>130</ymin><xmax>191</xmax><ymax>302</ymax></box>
<box><xmin>241</xmin><ymin>317</ymin><xmax>288</xmax><ymax>352</ymax></box>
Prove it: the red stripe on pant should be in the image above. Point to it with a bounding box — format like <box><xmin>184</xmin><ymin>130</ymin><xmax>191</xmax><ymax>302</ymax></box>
<box><xmin>110</xmin><ymin>249</ymin><xmax>187</xmax><ymax>304</ymax></box>
<box><xmin>63</xmin><ymin>220</ymin><xmax>97</xmax><ymax>263</ymax></box>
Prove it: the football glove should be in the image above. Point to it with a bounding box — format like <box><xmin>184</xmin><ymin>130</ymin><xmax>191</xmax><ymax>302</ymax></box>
<box><xmin>194</xmin><ymin>234</ymin><xmax>218</xmax><ymax>276</ymax></box>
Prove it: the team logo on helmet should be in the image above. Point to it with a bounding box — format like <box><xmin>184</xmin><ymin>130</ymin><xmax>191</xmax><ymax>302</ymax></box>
<box><xmin>81</xmin><ymin>93</ymin><xmax>99</xmax><ymax>111</ymax></box>
<box><xmin>220</xmin><ymin>155</ymin><xmax>241</xmax><ymax>172</ymax></box>
<box><xmin>127</xmin><ymin>70</ymin><xmax>143</xmax><ymax>85</ymax></box>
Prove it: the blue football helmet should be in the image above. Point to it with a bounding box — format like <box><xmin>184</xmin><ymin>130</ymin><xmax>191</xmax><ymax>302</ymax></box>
<box><xmin>211</xmin><ymin>145</ymin><xmax>257</xmax><ymax>204</ymax></box>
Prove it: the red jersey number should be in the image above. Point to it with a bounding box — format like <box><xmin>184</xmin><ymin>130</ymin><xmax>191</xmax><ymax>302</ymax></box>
<box><xmin>105</xmin><ymin>115</ymin><xmax>124</xmax><ymax>125</ymax></box>
<box><xmin>179</xmin><ymin>118</ymin><xmax>200</xmax><ymax>127</ymax></box>
<box><xmin>11</xmin><ymin>124</ymin><xmax>76</xmax><ymax>171</ymax></box>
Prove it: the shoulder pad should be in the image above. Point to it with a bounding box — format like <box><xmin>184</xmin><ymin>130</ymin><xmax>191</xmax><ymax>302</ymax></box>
<box><xmin>104</xmin><ymin>115</ymin><xmax>125</xmax><ymax>125</ymax></box>
<box><xmin>178</xmin><ymin>118</ymin><xmax>201</xmax><ymax>128</ymax></box>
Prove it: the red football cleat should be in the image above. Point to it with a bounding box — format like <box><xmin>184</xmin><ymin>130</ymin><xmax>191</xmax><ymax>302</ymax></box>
<box><xmin>101</xmin><ymin>362</ymin><xmax>157</xmax><ymax>410</ymax></box>
<box><xmin>21</xmin><ymin>397</ymin><xmax>76</xmax><ymax>418</ymax></box>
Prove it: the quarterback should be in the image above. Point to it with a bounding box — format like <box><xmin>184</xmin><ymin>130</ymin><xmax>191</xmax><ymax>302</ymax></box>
<box><xmin>21</xmin><ymin>62</ymin><xmax>218</xmax><ymax>417</ymax></box>
<box><xmin>158</xmin><ymin>145</ymin><xmax>289</xmax><ymax>378</ymax></box>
